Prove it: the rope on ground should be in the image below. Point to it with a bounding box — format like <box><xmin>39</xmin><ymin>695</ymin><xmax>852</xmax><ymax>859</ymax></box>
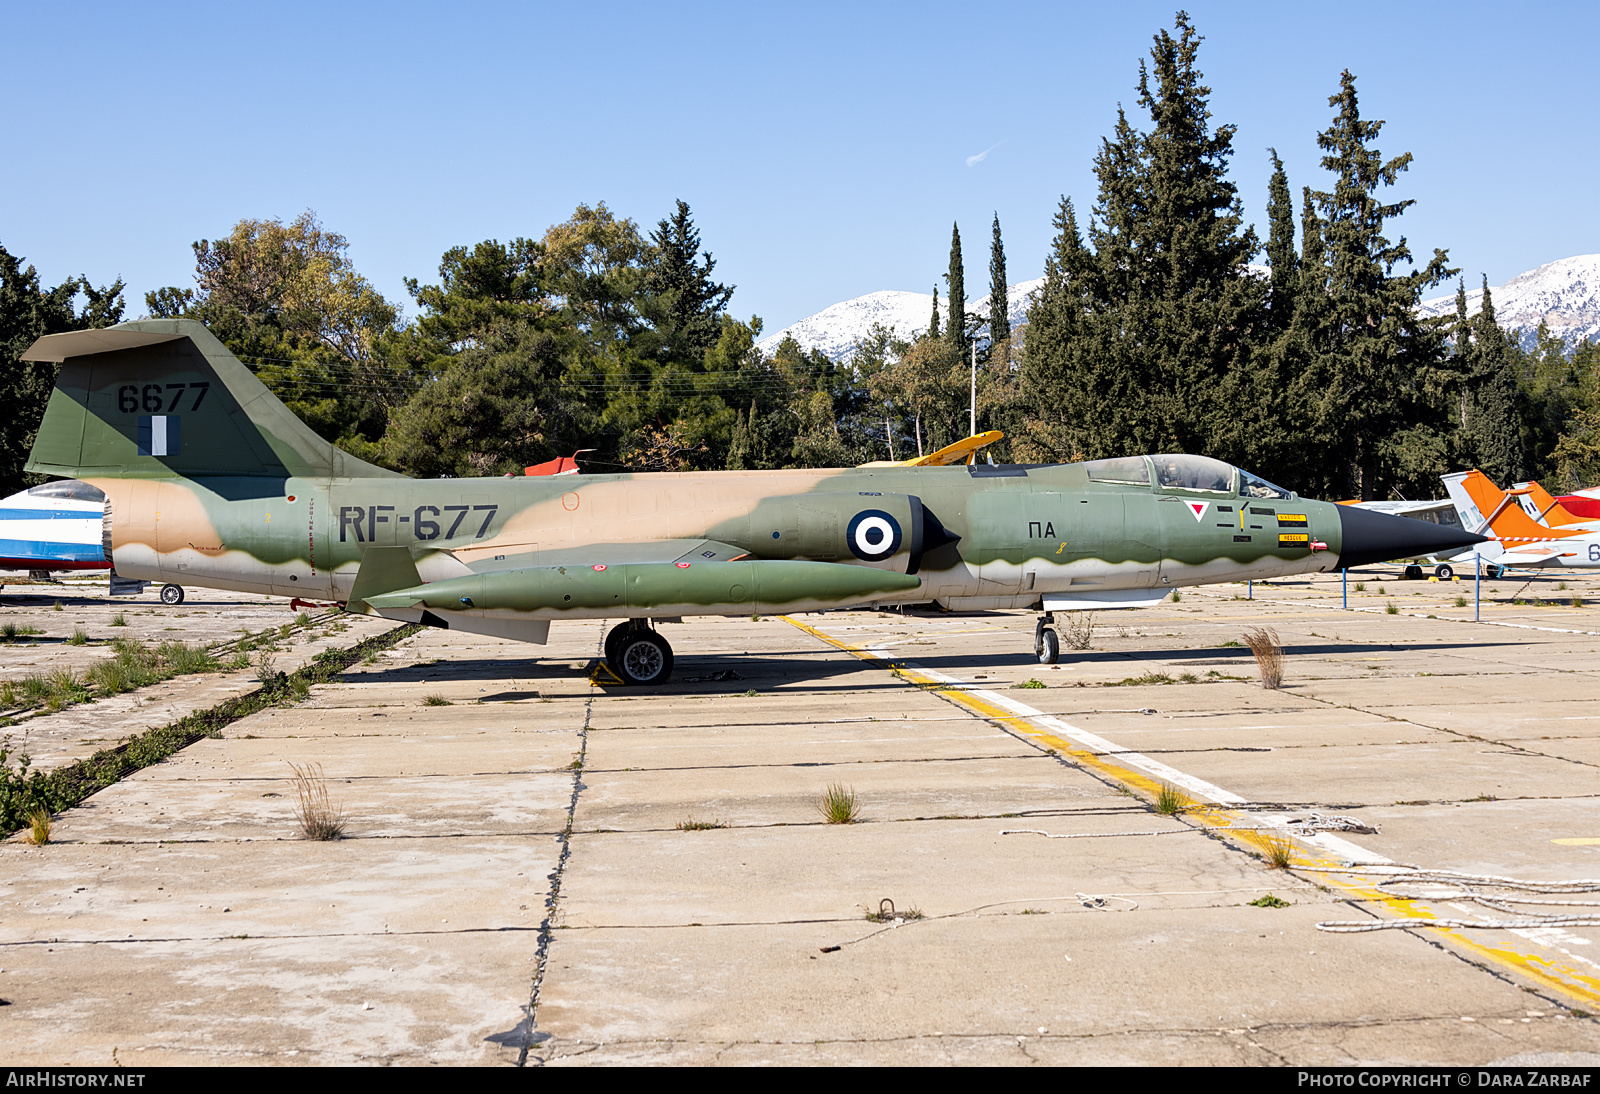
<box><xmin>1314</xmin><ymin>865</ymin><xmax>1600</xmax><ymax>933</ymax></box>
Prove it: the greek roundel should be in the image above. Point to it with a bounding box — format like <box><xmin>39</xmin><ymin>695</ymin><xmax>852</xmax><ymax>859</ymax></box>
<box><xmin>1186</xmin><ymin>501</ymin><xmax>1208</xmax><ymax>522</ymax></box>
<box><xmin>846</xmin><ymin>509</ymin><xmax>902</xmax><ymax>562</ymax></box>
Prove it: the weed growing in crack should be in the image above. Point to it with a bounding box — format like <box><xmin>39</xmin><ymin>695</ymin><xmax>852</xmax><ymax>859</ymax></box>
<box><xmin>819</xmin><ymin>783</ymin><xmax>859</xmax><ymax>824</ymax></box>
<box><xmin>1154</xmin><ymin>783</ymin><xmax>1187</xmax><ymax>815</ymax></box>
<box><xmin>289</xmin><ymin>762</ymin><xmax>346</xmax><ymax>840</ymax></box>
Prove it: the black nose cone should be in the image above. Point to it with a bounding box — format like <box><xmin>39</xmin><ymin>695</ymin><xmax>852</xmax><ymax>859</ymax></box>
<box><xmin>1336</xmin><ymin>505</ymin><xmax>1489</xmax><ymax>569</ymax></box>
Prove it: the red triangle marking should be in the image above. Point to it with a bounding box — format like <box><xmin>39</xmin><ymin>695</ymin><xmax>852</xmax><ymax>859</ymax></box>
<box><xmin>1187</xmin><ymin>501</ymin><xmax>1208</xmax><ymax>521</ymax></box>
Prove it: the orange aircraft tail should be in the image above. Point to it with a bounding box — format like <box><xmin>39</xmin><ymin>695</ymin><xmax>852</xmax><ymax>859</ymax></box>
<box><xmin>1444</xmin><ymin>470</ymin><xmax>1583</xmax><ymax>542</ymax></box>
<box><xmin>1513</xmin><ymin>481</ymin><xmax>1592</xmax><ymax>527</ymax></box>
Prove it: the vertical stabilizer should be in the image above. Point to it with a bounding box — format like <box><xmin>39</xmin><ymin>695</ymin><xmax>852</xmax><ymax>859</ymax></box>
<box><xmin>22</xmin><ymin>319</ymin><xmax>401</xmax><ymax>484</ymax></box>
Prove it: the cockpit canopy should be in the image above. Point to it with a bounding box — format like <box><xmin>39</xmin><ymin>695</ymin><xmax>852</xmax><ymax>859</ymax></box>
<box><xmin>1084</xmin><ymin>455</ymin><xmax>1293</xmax><ymax>499</ymax></box>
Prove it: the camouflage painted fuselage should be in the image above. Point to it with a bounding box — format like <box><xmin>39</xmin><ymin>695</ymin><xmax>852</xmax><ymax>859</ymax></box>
<box><xmin>83</xmin><ymin>461</ymin><xmax>1343</xmax><ymax>610</ymax></box>
<box><xmin>23</xmin><ymin>319</ymin><xmax>1350</xmax><ymax>638</ymax></box>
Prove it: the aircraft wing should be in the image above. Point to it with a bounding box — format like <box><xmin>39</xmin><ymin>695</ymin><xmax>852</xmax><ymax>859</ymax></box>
<box><xmin>1494</xmin><ymin>545</ymin><xmax>1570</xmax><ymax>566</ymax></box>
<box><xmin>859</xmin><ymin>430</ymin><xmax>1004</xmax><ymax>467</ymax></box>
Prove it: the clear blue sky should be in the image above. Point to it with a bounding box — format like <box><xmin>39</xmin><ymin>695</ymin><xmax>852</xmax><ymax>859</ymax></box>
<box><xmin>5</xmin><ymin>1</ymin><xmax>1595</xmax><ymax>333</ymax></box>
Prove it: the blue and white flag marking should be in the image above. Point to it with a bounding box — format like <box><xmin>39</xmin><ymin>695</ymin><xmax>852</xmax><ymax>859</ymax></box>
<box><xmin>137</xmin><ymin>415</ymin><xmax>181</xmax><ymax>456</ymax></box>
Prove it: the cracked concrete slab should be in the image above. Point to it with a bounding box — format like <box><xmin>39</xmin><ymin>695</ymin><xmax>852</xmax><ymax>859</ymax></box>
<box><xmin>7</xmin><ymin>571</ymin><xmax>1600</xmax><ymax>1065</ymax></box>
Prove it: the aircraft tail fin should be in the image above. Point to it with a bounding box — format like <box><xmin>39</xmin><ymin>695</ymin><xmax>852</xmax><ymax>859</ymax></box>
<box><xmin>1442</xmin><ymin>470</ymin><xmax>1580</xmax><ymax>540</ymax></box>
<box><xmin>1513</xmin><ymin>481</ymin><xmax>1590</xmax><ymax>526</ymax></box>
<box><xmin>22</xmin><ymin>319</ymin><xmax>400</xmax><ymax>484</ymax></box>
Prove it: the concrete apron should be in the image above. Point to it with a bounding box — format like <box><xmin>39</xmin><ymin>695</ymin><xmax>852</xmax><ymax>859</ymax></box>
<box><xmin>0</xmin><ymin>571</ymin><xmax>1597</xmax><ymax>1065</ymax></box>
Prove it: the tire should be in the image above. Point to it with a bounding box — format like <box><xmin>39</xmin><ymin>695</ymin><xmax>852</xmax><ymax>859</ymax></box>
<box><xmin>1435</xmin><ymin>564</ymin><xmax>1453</xmax><ymax>581</ymax></box>
<box><xmin>1485</xmin><ymin>564</ymin><xmax>1503</xmax><ymax>580</ymax></box>
<box><xmin>615</xmin><ymin>631</ymin><xmax>673</xmax><ymax>686</ymax></box>
<box><xmin>1038</xmin><ymin>627</ymin><xmax>1060</xmax><ymax>665</ymax></box>
<box><xmin>160</xmin><ymin>584</ymin><xmax>185</xmax><ymax>605</ymax></box>
<box><xmin>604</xmin><ymin>620</ymin><xmax>632</xmax><ymax>668</ymax></box>
<box><xmin>1403</xmin><ymin>565</ymin><xmax>1423</xmax><ymax>581</ymax></box>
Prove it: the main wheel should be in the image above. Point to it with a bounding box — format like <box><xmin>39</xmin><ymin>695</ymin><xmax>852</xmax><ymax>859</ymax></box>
<box><xmin>615</xmin><ymin>631</ymin><xmax>673</xmax><ymax>686</ymax></box>
<box><xmin>604</xmin><ymin>620</ymin><xmax>633</xmax><ymax>667</ymax></box>
<box><xmin>1038</xmin><ymin>627</ymin><xmax>1060</xmax><ymax>665</ymax></box>
<box><xmin>160</xmin><ymin>583</ymin><xmax>185</xmax><ymax>605</ymax></box>
<box><xmin>1485</xmin><ymin>564</ymin><xmax>1504</xmax><ymax>580</ymax></box>
<box><xmin>1435</xmin><ymin>564</ymin><xmax>1454</xmax><ymax>581</ymax></box>
<box><xmin>1403</xmin><ymin>565</ymin><xmax>1423</xmax><ymax>580</ymax></box>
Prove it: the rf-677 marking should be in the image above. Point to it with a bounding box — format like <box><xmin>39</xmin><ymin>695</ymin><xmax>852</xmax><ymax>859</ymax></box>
<box><xmin>22</xmin><ymin>320</ymin><xmax>1484</xmax><ymax>685</ymax></box>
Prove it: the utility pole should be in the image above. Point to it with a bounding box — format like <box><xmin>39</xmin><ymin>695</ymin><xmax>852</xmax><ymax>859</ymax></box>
<box><xmin>970</xmin><ymin>343</ymin><xmax>977</xmax><ymax>438</ymax></box>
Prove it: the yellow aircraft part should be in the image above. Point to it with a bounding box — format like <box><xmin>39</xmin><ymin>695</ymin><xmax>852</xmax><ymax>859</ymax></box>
<box><xmin>859</xmin><ymin>430</ymin><xmax>1004</xmax><ymax>468</ymax></box>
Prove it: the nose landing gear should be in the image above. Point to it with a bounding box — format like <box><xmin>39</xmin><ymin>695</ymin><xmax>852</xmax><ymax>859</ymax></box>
<box><xmin>1035</xmin><ymin>612</ymin><xmax>1059</xmax><ymax>665</ymax></box>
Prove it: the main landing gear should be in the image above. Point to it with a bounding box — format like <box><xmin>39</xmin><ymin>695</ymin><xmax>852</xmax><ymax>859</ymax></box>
<box><xmin>1402</xmin><ymin>564</ymin><xmax>1455</xmax><ymax>581</ymax></box>
<box><xmin>1035</xmin><ymin>612</ymin><xmax>1060</xmax><ymax>665</ymax></box>
<box><xmin>604</xmin><ymin>619</ymin><xmax>674</xmax><ymax>686</ymax></box>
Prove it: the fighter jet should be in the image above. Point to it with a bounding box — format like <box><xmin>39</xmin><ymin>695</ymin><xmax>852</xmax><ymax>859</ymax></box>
<box><xmin>20</xmin><ymin>320</ymin><xmax>1485</xmax><ymax>683</ymax></box>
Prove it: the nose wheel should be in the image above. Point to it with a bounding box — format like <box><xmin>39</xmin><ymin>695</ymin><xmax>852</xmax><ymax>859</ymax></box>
<box><xmin>1035</xmin><ymin>613</ymin><xmax>1060</xmax><ymax>665</ymax></box>
<box><xmin>606</xmin><ymin>620</ymin><xmax>674</xmax><ymax>685</ymax></box>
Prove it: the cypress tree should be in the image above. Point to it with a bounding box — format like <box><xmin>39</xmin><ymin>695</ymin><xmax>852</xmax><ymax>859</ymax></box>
<box><xmin>945</xmin><ymin>222</ymin><xmax>966</xmax><ymax>355</ymax></box>
<box><xmin>1264</xmin><ymin>150</ymin><xmax>1297</xmax><ymax>333</ymax></box>
<box><xmin>1465</xmin><ymin>277</ymin><xmax>1528</xmax><ymax>485</ymax></box>
<box><xmin>928</xmin><ymin>285</ymin><xmax>941</xmax><ymax>340</ymax></box>
<box><xmin>988</xmin><ymin>213</ymin><xmax>1009</xmax><ymax>350</ymax></box>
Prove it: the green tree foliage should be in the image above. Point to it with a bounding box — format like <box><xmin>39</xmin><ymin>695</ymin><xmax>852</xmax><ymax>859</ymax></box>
<box><xmin>1020</xmin><ymin>13</ymin><xmax>1263</xmax><ymax>464</ymax></box>
<box><xmin>945</xmin><ymin>223</ymin><xmax>967</xmax><ymax>356</ymax></box>
<box><xmin>1264</xmin><ymin>150</ymin><xmax>1297</xmax><ymax>334</ymax></box>
<box><xmin>1301</xmin><ymin>71</ymin><xmax>1454</xmax><ymax>497</ymax></box>
<box><xmin>927</xmin><ymin>285</ymin><xmax>940</xmax><ymax>341</ymax></box>
<box><xmin>988</xmin><ymin>213</ymin><xmax>1009</xmax><ymax>354</ymax></box>
<box><xmin>0</xmin><ymin>246</ymin><xmax>124</xmax><ymax>495</ymax></box>
<box><xmin>1453</xmin><ymin>278</ymin><xmax>1528</xmax><ymax>486</ymax></box>
<box><xmin>146</xmin><ymin>211</ymin><xmax>408</xmax><ymax>458</ymax></box>
<box><xmin>641</xmin><ymin>200</ymin><xmax>735</xmax><ymax>362</ymax></box>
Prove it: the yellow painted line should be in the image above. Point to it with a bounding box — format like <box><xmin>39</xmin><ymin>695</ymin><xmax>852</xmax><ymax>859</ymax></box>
<box><xmin>782</xmin><ymin>613</ymin><xmax>1600</xmax><ymax>1009</ymax></box>
<box><xmin>1554</xmin><ymin>838</ymin><xmax>1600</xmax><ymax>846</ymax></box>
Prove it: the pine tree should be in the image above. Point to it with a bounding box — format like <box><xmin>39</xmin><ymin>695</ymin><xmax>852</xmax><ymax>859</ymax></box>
<box><xmin>0</xmin><ymin>245</ymin><xmax>124</xmax><ymax>496</ymax></box>
<box><xmin>644</xmin><ymin>199</ymin><xmax>734</xmax><ymax>360</ymax></box>
<box><xmin>1020</xmin><ymin>13</ymin><xmax>1263</xmax><ymax>461</ymax></box>
<box><xmin>988</xmin><ymin>213</ymin><xmax>1009</xmax><ymax>350</ymax></box>
<box><xmin>1308</xmin><ymin>70</ymin><xmax>1454</xmax><ymax>497</ymax></box>
<box><xmin>944</xmin><ymin>222</ymin><xmax>966</xmax><ymax>356</ymax></box>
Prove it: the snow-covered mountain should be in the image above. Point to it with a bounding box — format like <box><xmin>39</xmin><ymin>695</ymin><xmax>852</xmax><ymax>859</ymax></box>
<box><xmin>1418</xmin><ymin>255</ymin><xmax>1600</xmax><ymax>351</ymax></box>
<box><xmin>757</xmin><ymin>278</ymin><xmax>1044</xmax><ymax>362</ymax></box>
<box><xmin>763</xmin><ymin>255</ymin><xmax>1600</xmax><ymax>363</ymax></box>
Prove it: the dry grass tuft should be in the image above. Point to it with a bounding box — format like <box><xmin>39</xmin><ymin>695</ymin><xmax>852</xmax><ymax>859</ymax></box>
<box><xmin>26</xmin><ymin>806</ymin><xmax>52</xmax><ymax>845</ymax></box>
<box><xmin>289</xmin><ymin>762</ymin><xmax>346</xmax><ymax>840</ymax></box>
<box><xmin>819</xmin><ymin>783</ymin><xmax>860</xmax><ymax>824</ymax></box>
<box><xmin>675</xmin><ymin>817</ymin><xmax>726</xmax><ymax>831</ymax></box>
<box><xmin>1241</xmin><ymin>627</ymin><xmax>1284</xmax><ymax>689</ymax></box>
<box><xmin>1064</xmin><ymin>611</ymin><xmax>1095</xmax><ymax>650</ymax></box>
<box><xmin>423</xmin><ymin>694</ymin><xmax>453</xmax><ymax>706</ymax></box>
